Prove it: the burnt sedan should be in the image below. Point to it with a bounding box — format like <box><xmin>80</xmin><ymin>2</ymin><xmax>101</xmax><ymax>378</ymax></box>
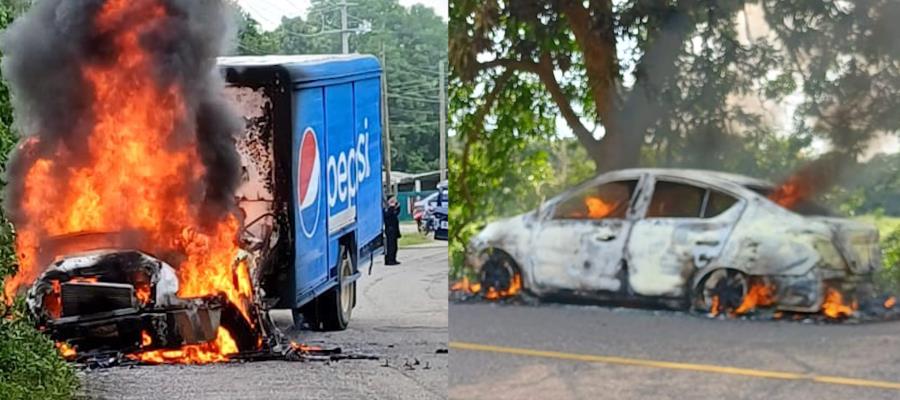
<box><xmin>466</xmin><ymin>168</ymin><xmax>882</xmax><ymax>314</ymax></box>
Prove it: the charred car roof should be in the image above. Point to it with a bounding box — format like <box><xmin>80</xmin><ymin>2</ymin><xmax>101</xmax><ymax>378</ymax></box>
<box><xmin>594</xmin><ymin>168</ymin><xmax>774</xmax><ymax>189</ymax></box>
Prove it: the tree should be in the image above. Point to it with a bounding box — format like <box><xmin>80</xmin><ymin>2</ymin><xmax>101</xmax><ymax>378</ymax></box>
<box><xmin>234</xmin><ymin>10</ymin><xmax>279</xmax><ymax>55</ymax></box>
<box><xmin>452</xmin><ymin>0</ymin><xmax>899</xmax><ymax>171</ymax></box>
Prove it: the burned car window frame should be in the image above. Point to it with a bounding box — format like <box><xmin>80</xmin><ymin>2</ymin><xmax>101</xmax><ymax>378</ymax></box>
<box><xmin>703</xmin><ymin>189</ymin><xmax>739</xmax><ymax>218</ymax></box>
<box><xmin>645</xmin><ymin>180</ymin><xmax>706</xmax><ymax>218</ymax></box>
<box><xmin>747</xmin><ymin>185</ymin><xmax>836</xmax><ymax>217</ymax></box>
<box><xmin>546</xmin><ymin>176</ymin><xmax>643</xmax><ymax>222</ymax></box>
<box><xmin>641</xmin><ymin>176</ymin><xmax>744</xmax><ymax>220</ymax></box>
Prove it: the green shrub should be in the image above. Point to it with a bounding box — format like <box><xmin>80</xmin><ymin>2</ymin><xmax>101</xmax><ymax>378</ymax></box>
<box><xmin>879</xmin><ymin>226</ymin><xmax>900</xmax><ymax>292</ymax></box>
<box><xmin>0</xmin><ymin>299</ymin><xmax>78</xmax><ymax>400</ymax></box>
<box><xmin>0</xmin><ymin>186</ymin><xmax>77</xmax><ymax>400</ymax></box>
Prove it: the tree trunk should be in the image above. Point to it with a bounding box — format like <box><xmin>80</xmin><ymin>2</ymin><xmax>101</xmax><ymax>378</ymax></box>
<box><xmin>583</xmin><ymin>6</ymin><xmax>695</xmax><ymax>173</ymax></box>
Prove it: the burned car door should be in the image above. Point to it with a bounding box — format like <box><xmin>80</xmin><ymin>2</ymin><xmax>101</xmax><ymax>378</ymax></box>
<box><xmin>626</xmin><ymin>178</ymin><xmax>743</xmax><ymax>297</ymax></box>
<box><xmin>528</xmin><ymin>179</ymin><xmax>640</xmax><ymax>293</ymax></box>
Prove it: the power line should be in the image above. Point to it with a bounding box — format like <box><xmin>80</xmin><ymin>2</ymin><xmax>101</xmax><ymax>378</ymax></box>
<box><xmin>241</xmin><ymin>2</ymin><xmax>280</xmax><ymax>27</ymax></box>
<box><xmin>253</xmin><ymin>2</ymin><xmax>368</xmax><ymax>53</ymax></box>
<box><xmin>390</xmin><ymin>78</ymin><xmax>438</xmax><ymax>87</ymax></box>
<box><xmin>395</xmin><ymin>88</ymin><xmax>440</xmax><ymax>97</ymax></box>
<box><xmin>392</xmin><ymin>121</ymin><xmax>440</xmax><ymax>129</ymax></box>
<box><xmin>390</xmin><ymin>114</ymin><xmax>439</xmax><ymax>121</ymax></box>
<box><xmin>387</xmin><ymin>62</ymin><xmax>442</xmax><ymax>76</ymax></box>
<box><xmin>390</xmin><ymin>81</ymin><xmax>439</xmax><ymax>92</ymax></box>
<box><xmin>282</xmin><ymin>0</ymin><xmax>308</xmax><ymax>12</ymax></box>
<box><xmin>389</xmin><ymin>94</ymin><xmax>441</xmax><ymax>103</ymax></box>
<box><xmin>391</xmin><ymin>109</ymin><xmax>439</xmax><ymax>116</ymax></box>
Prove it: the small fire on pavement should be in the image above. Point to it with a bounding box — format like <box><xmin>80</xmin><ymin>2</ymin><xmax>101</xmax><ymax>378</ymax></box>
<box><xmin>128</xmin><ymin>328</ymin><xmax>238</xmax><ymax>365</ymax></box>
<box><xmin>709</xmin><ymin>281</ymin><xmax>900</xmax><ymax>322</ymax></box>
<box><xmin>450</xmin><ymin>272</ymin><xmax>522</xmax><ymax>301</ymax></box>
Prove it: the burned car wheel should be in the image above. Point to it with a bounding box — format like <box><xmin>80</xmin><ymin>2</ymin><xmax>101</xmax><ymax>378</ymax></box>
<box><xmin>303</xmin><ymin>244</ymin><xmax>354</xmax><ymax>331</ymax></box>
<box><xmin>479</xmin><ymin>250</ymin><xmax>521</xmax><ymax>295</ymax></box>
<box><xmin>697</xmin><ymin>269</ymin><xmax>748</xmax><ymax>314</ymax></box>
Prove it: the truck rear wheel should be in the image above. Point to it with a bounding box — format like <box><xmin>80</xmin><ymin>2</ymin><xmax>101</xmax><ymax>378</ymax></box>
<box><xmin>304</xmin><ymin>244</ymin><xmax>355</xmax><ymax>331</ymax></box>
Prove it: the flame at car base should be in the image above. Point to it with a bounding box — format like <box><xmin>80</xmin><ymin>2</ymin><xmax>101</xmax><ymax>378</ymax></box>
<box><xmin>128</xmin><ymin>327</ymin><xmax>238</xmax><ymax>365</ymax></box>
<box><xmin>450</xmin><ymin>273</ymin><xmax>522</xmax><ymax>300</ymax></box>
<box><xmin>710</xmin><ymin>280</ymin><xmax>874</xmax><ymax>321</ymax></box>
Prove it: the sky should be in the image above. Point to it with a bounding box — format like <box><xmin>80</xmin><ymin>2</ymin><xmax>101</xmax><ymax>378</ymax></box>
<box><xmin>236</xmin><ymin>0</ymin><xmax>448</xmax><ymax>31</ymax></box>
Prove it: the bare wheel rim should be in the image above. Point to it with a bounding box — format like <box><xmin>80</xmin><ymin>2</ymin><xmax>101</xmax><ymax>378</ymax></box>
<box><xmin>339</xmin><ymin>254</ymin><xmax>353</xmax><ymax>315</ymax></box>
<box><xmin>702</xmin><ymin>270</ymin><xmax>748</xmax><ymax>312</ymax></box>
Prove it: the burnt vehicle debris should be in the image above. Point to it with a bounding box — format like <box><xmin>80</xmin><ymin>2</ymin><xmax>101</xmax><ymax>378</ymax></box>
<box><xmin>457</xmin><ymin>168</ymin><xmax>896</xmax><ymax>320</ymax></box>
<box><xmin>26</xmin><ymin>237</ymin><xmax>257</xmax><ymax>357</ymax></box>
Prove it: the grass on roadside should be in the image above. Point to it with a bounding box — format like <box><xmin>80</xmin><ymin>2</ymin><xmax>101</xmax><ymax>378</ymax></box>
<box><xmin>399</xmin><ymin>232</ymin><xmax>433</xmax><ymax>248</ymax></box>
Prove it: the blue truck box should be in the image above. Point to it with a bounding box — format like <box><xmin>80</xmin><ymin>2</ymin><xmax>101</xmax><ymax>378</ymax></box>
<box><xmin>220</xmin><ymin>55</ymin><xmax>384</xmax><ymax>330</ymax></box>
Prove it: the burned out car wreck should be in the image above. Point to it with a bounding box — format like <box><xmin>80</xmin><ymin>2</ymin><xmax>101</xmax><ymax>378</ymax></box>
<box><xmin>467</xmin><ymin>168</ymin><xmax>882</xmax><ymax>316</ymax></box>
<box><xmin>25</xmin><ymin>235</ymin><xmax>257</xmax><ymax>356</ymax></box>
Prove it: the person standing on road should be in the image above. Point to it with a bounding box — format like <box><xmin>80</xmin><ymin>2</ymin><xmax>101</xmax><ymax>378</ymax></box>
<box><xmin>383</xmin><ymin>195</ymin><xmax>402</xmax><ymax>265</ymax></box>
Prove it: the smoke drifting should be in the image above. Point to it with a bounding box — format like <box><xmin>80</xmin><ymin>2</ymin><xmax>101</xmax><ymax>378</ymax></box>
<box><xmin>1</xmin><ymin>0</ymin><xmax>243</xmax><ymax>298</ymax></box>
<box><xmin>1</xmin><ymin>0</ymin><xmax>240</xmax><ymax>225</ymax></box>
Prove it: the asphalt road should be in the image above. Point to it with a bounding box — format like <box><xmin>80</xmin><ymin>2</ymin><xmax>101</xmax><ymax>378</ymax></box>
<box><xmin>449</xmin><ymin>302</ymin><xmax>900</xmax><ymax>400</ymax></box>
<box><xmin>78</xmin><ymin>243</ymin><xmax>448</xmax><ymax>400</ymax></box>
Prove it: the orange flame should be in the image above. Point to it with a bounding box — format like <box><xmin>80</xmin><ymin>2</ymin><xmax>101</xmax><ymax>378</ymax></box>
<box><xmin>584</xmin><ymin>197</ymin><xmax>616</xmax><ymax>219</ymax></box>
<box><xmin>56</xmin><ymin>342</ymin><xmax>76</xmax><ymax>360</ymax></box>
<box><xmin>822</xmin><ymin>288</ymin><xmax>855</xmax><ymax>319</ymax></box>
<box><xmin>734</xmin><ymin>282</ymin><xmax>775</xmax><ymax>315</ymax></box>
<box><xmin>42</xmin><ymin>281</ymin><xmax>62</xmax><ymax>319</ymax></box>
<box><xmin>450</xmin><ymin>273</ymin><xmax>521</xmax><ymax>300</ymax></box>
<box><xmin>290</xmin><ymin>342</ymin><xmax>323</xmax><ymax>353</ymax></box>
<box><xmin>3</xmin><ymin>0</ymin><xmax>255</xmax><ymax>362</ymax></box>
<box><xmin>141</xmin><ymin>331</ymin><xmax>152</xmax><ymax>347</ymax></box>
<box><xmin>129</xmin><ymin>327</ymin><xmax>237</xmax><ymax>365</ymax></box>
<box><xmin>135</xmin><ymin>282</ymin><xmax>151</xmax><ymax>304</ymax></box>
<box><xmin>450</xmin><ymin>276</ymin><xmax>481</xmax><ymax>294</ymax></box>
<box><xmin>484</xmin><ymin>272</ymin><xmax>522</xmax><ymax>300</ymax></box>
<box><xmin>768</xmin><ymin>178</ymin><xmax>810</xmax><ymax>209</ymax></box>
<box><xmin>885</xmin><ymin>296</ymin><xmax>896</xmax><ymax>309</ymax></box>
<box><xmin>709</xmin><ymin>295</ymin><xmax>721</xmax><ymax>317</ymax></box>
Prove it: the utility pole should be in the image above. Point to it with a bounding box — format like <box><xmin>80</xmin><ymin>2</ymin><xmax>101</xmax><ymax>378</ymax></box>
<box><xmin>281</xmin><ymin>2</ymin><xmax>362</xmax><ymax>55</ymax></box>
<box><xmin>340</xmin><ymin>1</ymin><xmax>350</xmax><ymax>54</ymax></box>
<box><xmin>381</xmin><ymin>44</ymin><xmax>393</xmax><ymax>194</ymax></box>
<box><xmin>438</xmin><ymin>61</ymin><xmax>447</xmax><ymax>182</ymax></box>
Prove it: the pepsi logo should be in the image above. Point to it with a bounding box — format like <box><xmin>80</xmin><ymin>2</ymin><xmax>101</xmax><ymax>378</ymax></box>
<box><xmin>297</xmin><ymin>127</ymin><xmax>321</xmax><ymax>238</ymax></box>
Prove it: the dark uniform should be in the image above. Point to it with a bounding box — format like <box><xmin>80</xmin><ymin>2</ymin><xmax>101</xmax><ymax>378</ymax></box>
<box><xmin>383</xmin><ymin>199</ymin><xmax>401</xmax><ymax>265</ymax></box>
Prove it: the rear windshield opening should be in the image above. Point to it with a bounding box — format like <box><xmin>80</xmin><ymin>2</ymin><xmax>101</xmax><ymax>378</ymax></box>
<box><xmin>746</xmin><ymin>186</ymin><xmax>835</xmax><ymax>216</ymax></box>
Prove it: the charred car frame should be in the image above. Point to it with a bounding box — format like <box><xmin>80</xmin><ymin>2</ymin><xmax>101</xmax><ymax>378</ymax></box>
<box><xmin>467</xmin><ymin>168</ymin><xmax>882</xmax><ymax>314</ymax></box>
<box><xmin>26</xmin><ymin>238</ymin><xmax>257</xmax><ymax>354</ymax></box>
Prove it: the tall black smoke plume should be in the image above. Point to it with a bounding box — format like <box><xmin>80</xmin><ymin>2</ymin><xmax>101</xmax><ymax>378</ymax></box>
<box><xmin>0</xmin><ymin>0</ymin><xmax>241</xmax><ymax>226</ymax></box>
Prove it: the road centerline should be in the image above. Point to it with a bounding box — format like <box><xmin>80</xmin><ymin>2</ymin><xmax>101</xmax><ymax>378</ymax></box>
<box><xmin>449</xmin><ymin>341</ymin><xmax>900</xmax><ymax>391</ymax></box>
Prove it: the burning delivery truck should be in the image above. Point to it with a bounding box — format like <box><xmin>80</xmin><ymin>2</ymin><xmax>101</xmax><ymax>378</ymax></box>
<box><xmin>218</xmin><ymin>55</ymin><xmax>385</xmax><ymax>332</ymax></box>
